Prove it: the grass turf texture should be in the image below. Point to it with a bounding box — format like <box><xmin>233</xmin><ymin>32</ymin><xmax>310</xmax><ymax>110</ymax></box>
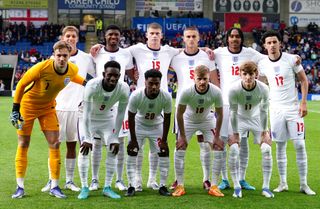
<box><xmin>0</xmin><ymin>96</ymin><xmax>319</xmax><ymax>209</ymax></box>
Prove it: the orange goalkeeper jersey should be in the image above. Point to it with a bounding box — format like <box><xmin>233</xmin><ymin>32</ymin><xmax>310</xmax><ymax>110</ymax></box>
<box><xmin>14</xmin><ymin>59</ymin><xmax>84</xmax><ymax>109</ymax></box>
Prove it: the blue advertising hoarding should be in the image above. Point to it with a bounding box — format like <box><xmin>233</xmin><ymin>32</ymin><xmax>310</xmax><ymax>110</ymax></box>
<box><xmin>132</xmin><ymin>18</ymin><xmax>214</xmax><ymax>37</ymax></box>
<box><xmin>58</xmin><ymin>0</ymin><xmax>126</xmax><ymax>10</ymax></box>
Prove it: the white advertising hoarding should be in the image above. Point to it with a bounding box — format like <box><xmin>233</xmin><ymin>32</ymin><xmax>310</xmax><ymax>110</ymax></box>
<box><xmin>289</xmin><ymin>14</ymin><xmax>320</xmax><ymax>26</ymax></box>
<box><xmin>289</xmin><ymin>0</ymin><xmax>320</xmax><ymax>13</ymax></box>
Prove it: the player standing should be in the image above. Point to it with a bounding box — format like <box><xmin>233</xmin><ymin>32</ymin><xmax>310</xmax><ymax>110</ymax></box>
<box><xmin>258</xmin><ymin>30</ymin><xmax>315</xmax><ymax>195</ymax></box>
<box><xmin>11</xmin><ymin>41</ymin><xmax>86</xmax><ymax>199</ymax></box>
<box><xmin>214</xmin><ymin>28</ymin><xmax>265</xmax><ymax>191</ymax></box>
<box><xmin>127</xmin><ymin>23</ymin><xmax>180</xmax><ymax>191</ymax></box>
<box><xmin>41</xmin><ymin>26</ymin><xmax>95</xmax><ymax>193</ymax></box>
<box><xmin>169</xmin><ymin>26</ymin><xmax>219</xmax><ymax>190</ymax></box>
<box><xmin>88</xmin><ymin>25</ymin><xmax>134</xmax><ymax>192</ymax></box>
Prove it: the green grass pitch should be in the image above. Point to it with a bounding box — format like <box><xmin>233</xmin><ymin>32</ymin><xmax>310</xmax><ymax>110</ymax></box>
<box><xmin>0</xmin><ymin>96</ymin><xmax>319</xmax><ymax>209</ymax></box>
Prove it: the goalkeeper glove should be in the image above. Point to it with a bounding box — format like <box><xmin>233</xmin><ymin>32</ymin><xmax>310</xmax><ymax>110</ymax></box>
<box><xmin>10</xmin><ymin>103</ymin><xmax>24</xmax><ymax>130</ymax></box>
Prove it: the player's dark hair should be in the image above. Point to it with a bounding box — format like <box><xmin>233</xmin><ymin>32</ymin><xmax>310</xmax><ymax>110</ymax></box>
<box><xmin>105</xmin><ymin>24</ymin><xmax>121</xmax><ymax>33</ymax></box>
<box><xmin>145</xmin><ymin>69</ymin><xmax>162</xmax><ymax>80</ymax></box>
<box><xmin>226</xmin><ymin>27</ymin><xmax>244</xmax><ymax>47</ymax></box>
<box><xmin>104</xmin><ymin>60</ymin><xmax>121</xmax><ymax>72</ymax></box>
<box><xmin>261</xmin><ymin>30</ymin><xmax>282</xmax><ymax>44</ymax></box>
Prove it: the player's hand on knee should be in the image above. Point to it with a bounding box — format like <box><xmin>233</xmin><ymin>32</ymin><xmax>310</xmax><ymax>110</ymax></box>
<box><xmin>80</xmin><ymin>142</ymin><xmax>92</xmax><ymax>155</ymax></box>
<box><xmin>110</xmin><ymin>143</ymin><xmax>119</xmax><ymax>155</ymax></box>
<box><xmin>260</xmin><ymin>131</ymin><xmax>272</xmax><ymax>146</ymax></box>
<box><xmin>158</xmin><ymin>138</ymin><xmax>169</xmax><ymax>157</ymax></box>
<box><xmin>228</xmin><ymin>134</ymin><xmax>240</xmax><ymax>146</ymax></box>
<box><xmin>10</xmin><ymin>103</ymin><xmax>24</xmax><ymax>130</ymax></box>
<box><xmin>213</xmin><ymin>136</ymin><xmax>224</xmax><ymax>151</ymax></box>
<box><xmin>127</xmin><ymin>140</ymin><xmax>139</xmax><ymax>156</ymax></box>
<box><xmin>176</xmin><ymin>137</ymin><xmax>187</xmax><ymax>150</ymax></box>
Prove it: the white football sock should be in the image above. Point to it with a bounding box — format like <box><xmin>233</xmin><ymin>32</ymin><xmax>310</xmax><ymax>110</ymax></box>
<box><xmin>126</xmin><ymin>155</ymin><xmax>136</xmax><ymax>187</ymax></box>
<box><xmin>78</xmin><ymin>152</ymin><xmax>89</xmax><ymax>188</ymax></box>
<box><xmin>104</xmin><ymin>147</ymin><xmax>117</xmax><ymax>187</ymax></box>
<box><xmin>276</xmin><ymin>141</ymin><xmax>287</xmax><ymax>184</ymax></box>
<box><xmin>174</xmin><ymin>149</ymin><xmax>186</xmax><ymax>185</ymax></box>
<box><xmin>293</xmin><ymin>140</ymin><xmax>308</xmax><ymax>186</ymax></box>
<box><xmin>229</xmin><ymin>144</ymin><xmax>240</xmax><ymax>188</ymax></box>
<box><xmin>91</xmin><ymin>139</ymin><xmax>102</xmax><ymax>181</ymax></box>
<box><xmin>261</xmin><ymin>143</ymin><xmax>272</xmax><ymax>189</ymax></box>
<box><xmin>148</xmin><ymin>152</ymin><xmax>159</xmax><ymax>183</ymax></box>
<box><xmin>239</xmin><ymin>137</ymin><xmax>249</xmax><ymax>181</ymax></box>
<box><xmin>212</xmin><ymin>150</ymin><xmax>223</xmax><ymax>186</ymax></box>
<box><xmin>159</xmin><ymin>157</ymin><xmax>170</xmax><ymax>187</ymax></box>
<box><xmin>199</xmin><ymin>142</ymin><xmax>211</xmax><ymax>182</ymax></box>
<box><xmin>116</xmin><ymin>137</ymin><xmax>125</xmax><ymax>181</ymax></box>
<box><xmin>65</xmin><ymin>158</ymin><xmax>76</xmax><ymax>183</ymax></box>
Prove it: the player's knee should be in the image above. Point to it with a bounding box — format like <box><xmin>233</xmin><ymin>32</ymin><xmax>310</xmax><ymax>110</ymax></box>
<box><xmin>199</xmin><ymin>142</ymin><xmax>211</xmax><ymax>152</ymax></box>
<box><xmin>49</xmin><ymin>141</ymin><xmax>61</xmax><ymax>149</ymax></box>
<box><xmin>260</xmin><ymin>143</ymin><xmax>271</xmax><ymax>155</ymax></box>
<box><xmin>229</xmin><ymin>143</ymin><xmax>239</xmax><ymax>157</ymax></box>
<box><xmin>293</xmin><ymin>140</ymin><xmax>305</xmax><ymax>151</ymax></box>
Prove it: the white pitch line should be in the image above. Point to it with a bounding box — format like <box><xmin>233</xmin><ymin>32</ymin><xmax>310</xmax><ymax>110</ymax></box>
<box><xmin>309</xmin><ymin>109</ymin><xmax>320</xmax><ymax>114</ymax></box>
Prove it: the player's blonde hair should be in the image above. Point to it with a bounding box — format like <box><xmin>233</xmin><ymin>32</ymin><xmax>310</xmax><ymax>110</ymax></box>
<box><xmin>61</xmin><ymin>25</ymin><xmax>79</xmax><ymax>37</ymax></box>
<box><xmin>53</xmin><ymin>40</ymin><xmax>72</xmax><ymax>53</ymax></box>
<box><xmin>239</xmin><ymin>61</ymin><xmax>258</xmax><ymax>74</ymax></box>
<box><xmin>195</xmin><ymin>65</ymin><xmax>210</xmax><ymax>77</ymax></box>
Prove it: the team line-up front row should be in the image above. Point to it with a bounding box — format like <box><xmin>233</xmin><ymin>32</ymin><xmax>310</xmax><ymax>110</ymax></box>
<box><xmin>10</xmin><ymin>25</ymin><xmax>316</xmax><ymax>200</ymax></box>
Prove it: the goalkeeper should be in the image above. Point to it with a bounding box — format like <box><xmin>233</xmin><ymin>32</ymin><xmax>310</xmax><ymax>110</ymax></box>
<box><xmin>10</xmin><ymin>40</ymin><xmax>86</xmax><ymax>199</ymax></box>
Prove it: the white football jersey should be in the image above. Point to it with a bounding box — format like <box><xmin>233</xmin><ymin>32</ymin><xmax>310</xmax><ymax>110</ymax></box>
<box><xmin>258</xmin><ymin>52</ymin><xmax>303</xmax><ymax>108</ymax></box>
<box><xmin>55</xmin><ymin>50</ymin><xmax>95</xmax><ymax>111</ymax></box>
<box><xmin>178</xmin><ymin>83</ymin><xmax>223</xmax><ymax>123</ymax></box>
<box><xmin>83</xmin><ymin>77</ymin><xmax>129</xmax><ymax>120</ymax></box>
<box><xmin>229</xmin><ymin>80</ymin><xmax>269</xmax><ymax>118</ymax></box>
<box><xmin>170</xmin><ymin>50</ymin><xmax>216</xmax><ymax>103</ymax></box>
<box><xmin>128</xmin><ymin>87</ymin><xmax>172</xmax><ymax>126</ymax></box>
<box><xmin>93</xmin><ymin>47</ymin><xmax>134</xmax><ymax>81</ymax></box>
<box><xmin>214</xmin><ymin>46</ymin><xmax>265</xmax><ymax>105</ymax></box>
<box><xmin>128</xmin><ymin>43</ymin><xmax>179</xmax><ymax>91</ymax></box>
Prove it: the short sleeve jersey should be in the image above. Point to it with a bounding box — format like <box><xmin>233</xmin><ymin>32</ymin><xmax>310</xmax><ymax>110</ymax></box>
<box><xmin>128</xmin><ymin>87</ymin><xmax>172</xmax><ymax>126</ymax></box>
<box><xmin>55</xmin><ymin>50</ymin><xmax>95</xmax><ymax>111</ymax></box>
<box><xmin>258</xmin><ymin>52</ymin><xmax>303</xmax><ymax>108</ymax></box>
<box><xmin>170</xmin><ymin>50</ymin><xmax>216</xmax><ymax>103</ymax></box>
<box><xmin>179</xmin><ymin>83</ymin><xmax>223</xmax><ymax>123</ymax></box>
<box><xmin>214</xmin><ymin>46</ymin><xmax>266</xmax><ymax>105</ymax></box>
<box><xmin>93</xmin><ymin>47</ymin><xmax>134</xmax><ymax>81</ymax></box>
<box><xmin>128</xmin><ymin>43</ymin><xmax>179</xmax><ymax>91</ymax></box>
